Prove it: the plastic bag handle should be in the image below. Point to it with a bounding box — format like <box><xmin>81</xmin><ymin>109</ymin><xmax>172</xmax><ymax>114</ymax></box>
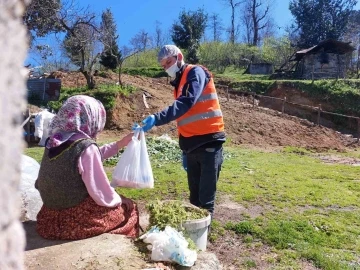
<box><xmin>133</xmin><ymin>127</ymin><xmax>141</xmax><ymax>141</ymax></box>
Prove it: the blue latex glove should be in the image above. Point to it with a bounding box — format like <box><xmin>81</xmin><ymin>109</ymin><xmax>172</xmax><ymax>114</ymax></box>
<box><xmin>142</xmin><ymin>115</ymin><xmax>155</xmax><ymax>132</ymax></box>
<box><xmin>182</xmin><ymin>153</ymin><xmax>187</xmax><ymax>171</ymax></box>
<box><xmin>132</xmin><ymin>123</ymin><xmax>141</xmax><ymax>131</ymax></box>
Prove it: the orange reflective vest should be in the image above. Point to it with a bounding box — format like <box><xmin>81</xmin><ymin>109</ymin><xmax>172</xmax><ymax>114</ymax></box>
<box><xmin>174</xmin><ymin>65</ymin><xmax>224</xmax><ymax>137</ymax></box>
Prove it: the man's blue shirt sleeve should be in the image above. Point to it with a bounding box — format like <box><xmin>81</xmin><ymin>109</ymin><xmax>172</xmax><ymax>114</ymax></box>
<box><xmin>154</xmin><ymin>66</ymin><xmax>208</xmax><ymax>126</ymax></box>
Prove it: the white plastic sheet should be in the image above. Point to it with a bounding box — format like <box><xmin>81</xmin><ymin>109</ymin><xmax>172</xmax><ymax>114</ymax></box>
<box><xmin>111</xmin><ymin>129</ymin><xmax>154</xmax><ymax>189</ymax></box>
<box><xmin>20</xmin><ymin>155</ymin><xmax>42</xmax><ymax>221</ymax></box>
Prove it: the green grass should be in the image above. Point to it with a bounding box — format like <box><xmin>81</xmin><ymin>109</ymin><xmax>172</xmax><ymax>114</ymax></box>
<box><xmin>219</xmin><ymin>147</ymin><xmax>359</xmax><ymax>270</ymax></box>
<box><xmin>121</xmin><ymin>67</ymin><xmax>167</xmax><ymax>78</ymax></box>
<box><xmin>24</xmin><ymin>147</ymin><xmax>44</xmax><ymax>163</ymax></box>
<box><xmin>214</xmin><ymin>66</ymin><xmax>271</xmax><ymax>82</ymax></box>
<box><xmin>31</xmin><ymin>84</ymin><xmax>137</xmax><ymax>113</ymax></box>
<box><xmin>220</xmin><ymin>147</ymin><xmax>359</xmax><ymax>208</ymax></box>
<box><xmin>23</xmin><ymin>138</ymin><xmax>360</xmax><ymax>269</ymax></box>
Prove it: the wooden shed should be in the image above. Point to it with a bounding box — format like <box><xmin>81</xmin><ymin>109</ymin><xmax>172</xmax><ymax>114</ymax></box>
<box><xmin>290</xmin><ymin>39</ymin><xmax>355</xmax><ymax>79</ymax></box>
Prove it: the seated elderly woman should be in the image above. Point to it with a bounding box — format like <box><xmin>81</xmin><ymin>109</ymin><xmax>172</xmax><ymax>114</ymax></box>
<box><xmin>35</xmin><ymin>95</ymin><xmax>139</xmax><ymax>240</ymax></box>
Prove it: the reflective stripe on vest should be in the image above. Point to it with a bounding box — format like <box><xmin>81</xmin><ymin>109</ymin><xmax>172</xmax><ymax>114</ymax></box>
<box><xmin>196</xmin><ymin>93</ymin><xmax>218</xmax><ymax>103</ymax></box>
<box><xmin>174</xmin><ymin>65</ymin><xmax>224</xmax><ymax>137</ymax></box>
<box><xmin>178</xmin><ymin>109</ymin><xmax>223</xmax><ymax>127</ymax></box>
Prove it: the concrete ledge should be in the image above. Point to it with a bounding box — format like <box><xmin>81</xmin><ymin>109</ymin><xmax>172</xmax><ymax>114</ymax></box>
<box><xmin>23</xmin><ymin>221</ymin><xmax>222</xmax><ymax>270</ymax></box>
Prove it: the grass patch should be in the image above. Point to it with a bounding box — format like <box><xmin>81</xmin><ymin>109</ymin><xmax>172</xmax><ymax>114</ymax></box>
<box><xmin>214</xmin><ymin>66</ymin><xmax>270</xmax><ymax>82</ymax></box>
<box><xmin>122</xmin><ymin>67</ymin><xmax>167</xmax><ymax>78</ymax></box>
<box><xmin>208</xmin><ymin>219</ymin><xmax>226</xmax><ymax>242</ymax></box>
<box><xmin>282</xmin><ymin>146</ymin><xmax>315</xmax><ymax>155</ymax></box>
<box><xmin>219</xmin><ymin>147</ymin><xmax>359</xmax><ymax>270</ymax></box>
<box><xmin>226</xmin><ymin>213</ymin><xmax>359</xmax><ymax>270</ymax></box>
<box><xmin>220</xmin><ymin>147</ymin><xmax>360</xmax><ymax>208</ymax></box>
<box><xmin>31</xmin><ymin>84</ymin><xmax>137</xmax><ymax>113</ymax></box>
<box><xmin>24</xmin><ymin>147</ymin><xmax>44</xmax><ymax>163</ymax></box>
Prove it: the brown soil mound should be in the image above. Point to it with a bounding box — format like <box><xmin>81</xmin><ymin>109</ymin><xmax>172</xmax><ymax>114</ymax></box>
<box><xmin>60</xmin><ymin>71</ymin><xmax>356</xmax><ymax>150</ymax></box>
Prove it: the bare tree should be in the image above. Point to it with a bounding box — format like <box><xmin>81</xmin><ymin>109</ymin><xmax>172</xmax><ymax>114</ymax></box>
<box><xmin>58</xmin><ymin>1</ymin><xmax>101</xmax><ymax>89</ymax></box>
<box><xmin>29</xmin><ymin>36</ymin><xmax>74</xmax><ymax>72</ymax></box>
<box><xmin>241</xmin><ymin>0</ymin><xmax>272</xmax><ymax>46</ymax></box>
<box><xmin>117</xmin><ymin>49</ymin><xmax>141</xmax><ymax>86</ymax></box>
<box><xmin>221</xmin><ymin>0</ymin><xmax>245</xmax><ymax>44</ymax></box>
<box><xmin>130</xmin><ymin>29</ymin><xmax>152</xmax><ymax>52</ymax></box>
<box><xmin>154</xmin><ymin>21</ymin><xmax>166</xmax><ymax>49</ymax></box>
<box><xmin>262</xmin><ymin>18</ymin><xmax>276</xmax><ymax>40</ymax></box>
<box><xmin>208</xmin><ymin>13</ymin><xmax>223</xmax><ymax>41</ymax></box>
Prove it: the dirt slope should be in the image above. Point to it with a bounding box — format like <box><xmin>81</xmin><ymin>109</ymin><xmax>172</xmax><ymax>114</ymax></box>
<box><xmin>57</xmin><ymin>71</ymin><xmax>356</xmax><ymax>150</ymax></box>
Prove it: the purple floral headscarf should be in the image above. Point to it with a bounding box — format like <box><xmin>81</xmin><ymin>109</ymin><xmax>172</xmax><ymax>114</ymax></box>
<box><xmin>46</xmin><ymin>95</ymin><xmax>106</xmax><ymax>149</ymax></box>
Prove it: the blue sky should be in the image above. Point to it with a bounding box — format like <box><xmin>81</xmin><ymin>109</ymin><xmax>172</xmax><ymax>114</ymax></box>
<box><xmin>84</xmin><ymin>0</ymin><xmax>360</xmax><ymax>46</ymax></box>
<box><xmin>89</xmin><ymin>0</ymin><xmax>295</xmax><ymax>46</ymax></box>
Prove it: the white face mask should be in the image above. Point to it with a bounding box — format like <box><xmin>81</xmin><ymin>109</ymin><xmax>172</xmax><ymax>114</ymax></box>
<box><xmin>166</xmin><ymin>59</ymin><xmax>180</xmax><ymax>77</ymax></box>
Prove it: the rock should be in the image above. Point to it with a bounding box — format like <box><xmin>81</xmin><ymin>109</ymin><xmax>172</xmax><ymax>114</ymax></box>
<box><xmin>176</xmin><ymin>251</ymin><xmax>222</xmax><ymax>270</ymax></box>
<box><xmin>20</xmin><ymin>155</ymin><xmax>42</xmax><ymax>221</ymax></box>
<box><xmin>24</xmin><ymin>221</ymin><xmax>223</xmax><ymax>270</ymax></box>
<box><xmin>24</xmin><ymin>221</ymin><xmax>151</xmax><ymax>270</ymax></box>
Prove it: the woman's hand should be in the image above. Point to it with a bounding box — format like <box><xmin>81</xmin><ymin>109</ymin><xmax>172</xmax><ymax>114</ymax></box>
<box><xmin>120</xmin><ymin>195</ymin><xmax>134</xmax><ymax>212</ymax></box>
<box><xmin>116</xmin><ymin>132</ymin><xmax>133</xmax><ymax>149</ymax></box>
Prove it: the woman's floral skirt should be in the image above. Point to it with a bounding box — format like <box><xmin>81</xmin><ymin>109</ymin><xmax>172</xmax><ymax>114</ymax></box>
<box><xmin>36</xmin><ymin>196</ymin><xmax>139</xmax><ymax>240</ymax></box>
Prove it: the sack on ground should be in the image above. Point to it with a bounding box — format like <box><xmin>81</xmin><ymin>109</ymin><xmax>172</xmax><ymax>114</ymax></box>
<box><xmin>111</xmin><ymin>129</ymin><xmax>154</xmax><ymax>188</ymax></box>
<box><xmin>140</xmin><ymin>226</ymin><xmax>197</xmax><ymax>267</ymax></box>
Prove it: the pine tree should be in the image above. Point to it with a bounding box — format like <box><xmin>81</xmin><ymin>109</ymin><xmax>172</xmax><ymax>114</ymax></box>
<box><xmin>171</xmin><ymin>9</ymin><xmax>207</xmax><ymax>64</ymax></box>
<box><xmin>100</xmin><ymin>9</ymin><xmax>121</xmax><ymax>70</ymax></box>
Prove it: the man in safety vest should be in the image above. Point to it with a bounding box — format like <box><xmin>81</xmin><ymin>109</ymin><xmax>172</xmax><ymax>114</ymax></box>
<box><xmin>141</xmin><ymin>44</ymin><xmax>226</xmax><ymax>216</ymax></box>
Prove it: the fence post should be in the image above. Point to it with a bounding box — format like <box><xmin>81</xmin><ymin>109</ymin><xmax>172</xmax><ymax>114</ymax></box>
<box><xmin>282</xmin><ymin>96</ymin><xmax>287</xmax><ymax>114</ymax></box>
<box><xmin>357</xmin><ymin>118</ymin><xmax>360</xmax><ymax>143</ymax></box>
<box><xmin>26</xmin><ymin>108</ymin><xmax>30</xmax><ymax>143</ymax></box>
<box><xmin>317</xmin><ymin>104</ymin><xmax>322</xmax><ymax>126</ymax></box>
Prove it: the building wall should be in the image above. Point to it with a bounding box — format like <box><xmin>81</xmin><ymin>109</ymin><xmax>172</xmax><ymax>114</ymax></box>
<box><xmin>249</xmin><ymin>63</ymin><xmax>274</xmax><ymax>75</ymax></box>
<box><xmin>0</xmin><ymin>0</ymin><xmax>29</xmax><ymax>269</ymax></box>
<box><xmin>301</xmin><ymin>52</ymin><xmax>348</xmax><ymax>79</ymax></box>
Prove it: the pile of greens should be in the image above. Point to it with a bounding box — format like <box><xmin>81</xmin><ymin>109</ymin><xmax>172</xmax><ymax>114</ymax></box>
<box><xmin>104</xmin><ymin>135</ymin><xmax>234</xmax><ymax>167</ymax></box>
<box><xmin>146</xmin><ymin>200</ymin><xmax>208</xmax><ymax>230</ymax></box>
<box><xmin>146</xmin><ymin>200</ymin><xmax>209</xmax><ymax>251</ymax></box>
<box><xmin>104</xmin><ymin>135</ymin><xmax>181</xmax><ymax>167</ymax></box>
<box><xmin>146</xmin><ymin>136</ymin><xmax>181</xmax><ymax>165</ymax></box>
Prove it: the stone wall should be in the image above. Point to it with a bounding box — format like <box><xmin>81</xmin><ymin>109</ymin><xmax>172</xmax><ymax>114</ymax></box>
<box><xmin>249</xmin><ymin>63</ymin><xmax>273</xmax><ymax>75</ymax></box>
<box><xmin>0</xmin><ymin>0</ymin><xmax>30</xmax><ymax>269</ymax></box>
<box><xmin>300</xmin><ymin>53</ymin><xmax>348</xmax><ymax>79</ymax></box>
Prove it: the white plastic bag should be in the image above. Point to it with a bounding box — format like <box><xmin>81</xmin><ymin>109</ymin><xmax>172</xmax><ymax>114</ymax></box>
<box><xmin>140</xmin><ymin>226</ymin><xmax>197</xmax><ymax>267</ymax></box>
<box><xmin>111</xmin><ymin>129</ymin><xmax>154</xmax><ymax>188</ymax></box>
<box><xmin>20</xmin><ymin>155</ymin><xmax>43</xmax><ymax>221</ymax></box>
<box><xmin>34</xmin><ymin>110</ymin><xmax>55</xmax><ymax>146</ymax></box>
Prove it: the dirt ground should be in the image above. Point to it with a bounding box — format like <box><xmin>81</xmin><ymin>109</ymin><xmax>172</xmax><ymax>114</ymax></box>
<box><xmin>37</xmin><ymin>70</ymin><xmax>358</xmax><ymax>269</ymax></box>
<box><xmin>54</xmin><ymin>70</ymin><xmax>356</xmax><ymax>151</ymax></box>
